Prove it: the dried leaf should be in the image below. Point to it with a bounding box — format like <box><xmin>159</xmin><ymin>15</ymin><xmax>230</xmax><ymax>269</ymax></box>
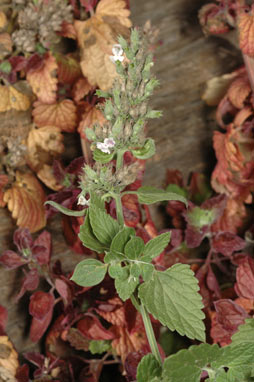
<box><xmin>29</xmin><ymin>291</ymin><xmax>55</xmax><ymax>320</ymax></box>
<box><xmin>32</xmin><ymin>100</ymin><xmax>77</xmax><ymax>132</ymax></box>
<box><xmin>227</xmin><ymin>75</ymin><xmax>251</xmax><ymax>109</ymax></box>
<box><xmin>0</xmin><ymin>33</ymin><xmax>12</xmax><ymax>59</ymax></box>
<box><xmin>0</xmin><ymin>175</ymin><xmax>9</xmax><ymax>207</ymax></box>
<box><xmin>3</xmin><ymin>171</ymin><xmax>46</xmax><ymax>232</ymax></box>
<box><xmin>16</xmin><ymin>268</ymin><xmax>40</xmax><ymax>301</ymax></box>
<box><xmin>55</xmin><ymin>53</ymin><xmax>82</xmax><ymax>85</ymax></box>
<box><xmin>77</xmin><ymin>314</ymin><xmax>115</xmax><ymax>340</ymax></box>
<box><xmin>0</xmin><ymin>336</ymin><xmax>19</xmax><ymax>381</ymax></box>
<box><xmin>26</xmin><ymin>126</ymin><xmax>64</xmax><ymax>171</ymax></box>
<box><xmin>60</xmin><ymin>20</ymin><xmax>77</xmax><ymax>39</ymax></box>
<box><xmin>78</xmin><ymin>102</ymin><xmax>106</xmax><ymax>138</ymax></box>
<box><xmin>239</xmin><ymin>9</ymin><xmax>254</xmax><ymax>57</ymax></box>
<box><xmin>0</xmin><ymin>84</ymin><xmax>30</xmax><ymax>112</ymax></box>
<box><xmin>236</xmin><ymin>257</ymin><xmax>254</xmax><ymax>300</ymax></box>
<box><xmin>74</xmin><ymin>0</ymin><xmax>131</xmax><ymax>91</ymax></box>
<box><xmin>202</xmin><ymin>72</ymin><xmax>239</xmax><ymax>106</ymax></box>
<box><xmin>37</xmin><ymin>164</ymin><xmax>63</xmax><ymax>191</ymax></box>
<box><xmin>72</xmin><ymin>77</ymin><xmax>93</xmax><ymax>103</ymax></box>
<box><xmin>27</xmin><ymin>52</ymin><xmax>58</xmax><ymax>104</ymax></box>
<box><xmin>111</xmin><ymin>325</ymin><xmax>146</xmax><ymax>363</ymax></box>
<box><xmin>0</xmin><ymin>12</ymin><xmax>7</xmax><ymax>30</ymax></box>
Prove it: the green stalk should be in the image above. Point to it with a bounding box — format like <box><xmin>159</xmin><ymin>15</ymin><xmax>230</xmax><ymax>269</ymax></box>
<box><xmin>140</xmin><ymin>303</ymin><xmax>162</xmax><ymax>366</ymax></box>
<box><xmin>115</xmin><ymin>193</ymin><xmax>124</xmax><ymax>227</ymax></box>
<box><xmin>116</xmin><ymin>149</ymin><xmax>125</xmax><ymax>170</ymax></box>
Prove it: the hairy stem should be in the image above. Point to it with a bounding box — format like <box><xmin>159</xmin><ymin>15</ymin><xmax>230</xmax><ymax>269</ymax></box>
<box><xmin>140</xmin><ymin>302</ymin><xmax>162</xmax><ymax>366</ymax></box>
<box><xmin>114</xmin><ymin>193</ymin><xmax>124</xmax><ymax>227</ymax></box>
<box><xmin>116</xmin><ymin>149</ymin><xmax>125</xmax><ymax>170</ymax></box>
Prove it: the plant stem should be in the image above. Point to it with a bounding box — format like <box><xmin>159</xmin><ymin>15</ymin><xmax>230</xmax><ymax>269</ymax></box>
<box><xmin>115</xmin><ymin>193</ymin><xmax>124</xmax><ymax>227</ymax></box>
<box><xmin>140</xmin><ymin>303</ymin><xmax>162</xmax><ymax>366</ymax></box>
<box><xmin>116</xmin><ymin>150</ymin><xmax>125</xmax><ymax>170</ymax></box>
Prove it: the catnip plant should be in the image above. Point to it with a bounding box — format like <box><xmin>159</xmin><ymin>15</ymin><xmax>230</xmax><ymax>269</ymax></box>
<box><xmin>47</xmin><ymin>29</ymin><xmax>254</xmax><ymax>382</ymax></box>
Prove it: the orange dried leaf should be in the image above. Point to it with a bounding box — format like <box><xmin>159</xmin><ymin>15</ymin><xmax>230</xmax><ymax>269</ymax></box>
<box><xmin>55</xmin><ymin>53</ymin><xmax>82</xmax><ymax>85</ymax></box>
<box><xmin>37</xmin><ymin>164</ymin><xmax>63</xmax><ymax>191</ymax></box>
<box><xmin>239</xmin><ymin>10</ymin><xmax>254</xmax><ymax>57</ymax></box>
<box><xmin>0</xmin><ymin>33</ymin><xmax>12</xmax><ymax>59</ymax></box>
<box><xmin>0</xmin><ymin>84</ymin><xmax>30</xmax><ymax>113</ymax></box>
<box><xmin>202</xmin><ymin>72</ymin><xmax>239</xmax><ymax>106</ymax></box>
<box><xmin>78</xmin><ymin>102</ymin><xmax>106</xmax><ymax>139</ymax></box>
<box><xmin>0</xmin><ymin>12</ymin><xmax>7</xmax><ymax>29</ymax></box>
<box><xmin>27</xmin><ymin>52</ymin><xmax>58</xmax><ymax>104</ymax></box>
<box><xmin>0</xmin><ymin>336</ymin><xmax>19</xmax><ymax>381</ymax></box>
<box><xmin>0</xmin><ymin>175</ymin><xmax>9</xmax><ymax>207</ymax></box>
<box><xmin>3</xmin><ymin>172</ymin><xmax>46</xmax><ymax>232</ymax></box>
<box><xmin>74</xmin><ymin>0</ymin><xmax>131</xmax><ymax>91</ymax></box>
<box><xmin>60</xmin><ymin>20</ymin><xmax>77</xmax><ymax>39</ymax></box>
<box><xmin>27</xmin><ymin>126</ymin><xmax>64</xmax><ymax>171</ymax></box>
<box><xmin>72</xmin><ymin>77</ymin><xmax>93</xmax><ymax>103</ymax></box>
<box><xmin>227</xmin><ymin>76</ymin><xmax>251</xmax><ymax>109</ymax></box>
<box><xmin>111</xmin><ymin>325</ymin><xmax>146</xmax><ymax>363</ymax></box>
<box><xmin>33</xmin><ymin>100</ymin><xmax>77</xmax><ymax>132</ymax></box>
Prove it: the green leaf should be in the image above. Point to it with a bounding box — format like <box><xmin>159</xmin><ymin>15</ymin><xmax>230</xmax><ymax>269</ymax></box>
<box><xmin>45</xmin><ymin>201</ymin><xmax>86</xmax><ymax>217</ymax></box>
<box><xmin>187</xmin><ymin>207</ymin><xmax>216</xmax><ymax>229</ymax></box>
<box><xmin>137</xmin><ymin>354</ymin><xmax>162</xmax><ymax>382</ymax></box>
<box><xmin>110</xmin><ymin>227</ymin><xmax>135</xmax><ymax>255</ymax></box>
<box><xmin>104</xmin><ymin>251</ymin><xmax>125</xmax><ymax>264</ymax></box>
<box><xmin>138</xmin><ymin>264</ymin><xmax>205</xmax><ymax>342</ymax></box>
<box><xmin>166</xmin><ymin>184</ymin><xmax>188</xmax><ymax>198</ymax></box>
<box><xmin>0</xmin><ymin>61</ymin><xmax>12</xmax><ymax>74</ymax></box>
<box><xmin>131</xmin><ymin>138</ymin><xmax>155</xmax><ymax>160</ymax></box>
<box><xmin>71</xmin><ymin>259</ymin><xmax>107</xmax><ymax>287</ymax></box>
<box><xmin>134</xmin><ymin>186</ymin><xmax>187</xmax><ymax>206</ymax></box>
<box><xmin>146</xmin><ymin>109</ymin><xmax>163</xmax><ymax>119</ymax></box>
<box><xmin>89</xmin><ymin>205</ymin><xmax>120</xmax><ymax>246</ymax></box>
<box><xmin>90</xmin><ymin>191</ymin><xmax>105</xmax><ymax>210</ymax></box>
<box><xmin>139</xmin><ymin>263</ymin><xmax>154</xmax><ymax>282</ymax></box>
<box><xmin>115</xmin><ymin>272</ymin><xmax>139</xmax><ymax>301</ymax></box>
<box><xmin>108</xmin><ymin>263</ymin><xmax>128</xmax><ymax>279</ymax></box>
<box><xmin>89</xmin><ymin>340</ymin><xmax>111</xmax><ymax>354</ymax></box>
<box><xmin>162</xmin><ymin>343</ymin><xmax>221</xmax><ymax>382</ymax></box>
<box><xmin>93</xmin><ymin>149</ymin><xmax>115</xmax><ymax>163</ymax></box>
<box><xmin>85</xmin><ymin>128</ymin><xmax>97</xmax><ymax>141</ymax></box>
<box><xmin>124</xmin><ymin>236</ymin><xmax>145</xmax><ymax>259</ymax></box>
<box><xmin>142</xmin><ymin>232</ymin><xmax>171</xmax><ymax>262</ymax></box>
<box><xmin>231</xmin><ymin>318</ymin><xmax>254</xmax><ymax>345</ymax></box>
<box><xmin>78</xmin><ymin>213</ymin><xmax>107</xmax><ymax>253</ymax></box>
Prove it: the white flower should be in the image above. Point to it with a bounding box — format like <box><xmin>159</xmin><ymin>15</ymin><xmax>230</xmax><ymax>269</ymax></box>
<box><xmin>77</xmin><ymin>195</ymin><xmax>90</xmax><ymax>206</ymax></box>
<box><xmin>96</xmin><ymin>137</ymin><xmax>115</xmax><ymax>154</ymax></box>
<box><xmin>110</xmin><ymin>44</ymin><xmax>124</xmax><ymax>63</ymax></box>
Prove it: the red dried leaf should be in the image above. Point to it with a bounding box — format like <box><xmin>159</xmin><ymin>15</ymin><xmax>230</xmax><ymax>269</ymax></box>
<box><xmin>235</xmin><ymin>257</ymin><xmax>254</xmax><ymax>299</ymax></box>
<box><xmin>207</xmin><ymin>265</ymin><xmax>221</xmax><ymax>299</ymax></box>
<box><xmin>59</xmin><ymin>21</ymin><xmax>77</xmax><ymax>39</ymax></box>
<box><xmin>199</xmin><ymin>3</ymin><xmax>230</xmax><ymax>35</ymax></box>
<box><xmin>72</xmin><ymin>77</ymin><xmax>94</xmax><ymax>103</ymax></box>
<box><xmin>0</xmin><ymin>250</ymin><xmax>26</xmax><ymax>269</ymax></box>
<box><xmin>212</xmin><ymin>232</ymin><xmax>246</xmax><ymax>257</ymax></box>
<box><xmin>30</xmin><ymin>310</ymin><xmax>53</xmax><ymax>342</ymax></box>
<box><xmin>165</xmin><ymin>169</ymin><xmax>184</xmax><ymax>187</ymax></box>
<box><xmin>13</xmin><ymin>228</ymin><xmax>33</xmax><ymax>253</ymax></box>
<box><xmin>16</xmin><ymin>268</ymin><xmax>39</xmax><ymax>301</ymax></box>
<box><xmin>55</xmin><ymin>279</ymin><xmax>71</xmax><ymax>304</ymax></box>
<box><xmin>211</xmin><ymin>198</ymin><xmax>247</xmax><ymax>234</ymax></box>
<box><xmin>32</xmin><ymin>100</ymin><xmax>77</xmax><ymax>132</ymax></box>
<box><xmin>33</xmin><ymin>231</ymin><xmax>51</xmax><ymax>265</ymax></box>
<box><xmin>15</xmin><ymin>364</ymin><xmax>30</xmax><ymax>382</ymax></box>
<box><xmin>96</xmin><ymin>297</ymin><xmax>125</xmax><ymax>327</ymax></box>
<box><xmin>122</xmin><ymin>194</ymin><xmax>141</xmax><ymax>227</ymax></box>
<box><xmin>214</xmin><ymin>299</ymin><xmax>248</xmax><ymax>332</ymax></box>
<box><xmin>227</xmin><ymin>75</ymin><xmax>251</xmax><ymax>109</ymax></box>
<box><xmin>29</xmin><ymin>291</ymin><xmax>55</xmax><ymax>320</ymax></box>
<box><xmin>239</xmin><ymin>8</ymin><xmax>254</xmax><ymax>57</ymax></box>
<box><xmin>77</xmin><ymin>314</ymin><xmax>115</xmax><ymax>340</ymax></box>
<box><xmin>0</xmin><ymin>305</ymin><xmax>8</xmax><ymax>335</ymax></box>
<box><xmin>55</xmin><ymin>53</ymin><xmax>81</xmax><ymax>85</ymax></box>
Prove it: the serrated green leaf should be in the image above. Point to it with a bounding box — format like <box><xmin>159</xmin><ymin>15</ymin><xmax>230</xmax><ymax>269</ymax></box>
<box><xmin>93</xmin><ymin>148</ymin><xmax>115</xmax><ymax>163</ymax></box>
<box><xmin>104</xmin><ymin>251</ymin><xmax>125</xmax><ymax>264</ymax></box>
<box><xmin>140</xmin><ymin>262</ymin><xmax>154</xmax><ymax>282</ymax></box>
<box><xmin>131</xmin><ymin>138</ymin><xmax>155</xmax><ymax>160</ymax></box>
<box><xmin>130</xmin><ymin>263</ymin><xmax>141</xmax><ymax>277</ymax></box>
<box><xmin>162</xmin><ymin>344</ymin><xmax>220</xmax><ymax>382</ymax></box>
<box><xmin>187</xmin><ymin>207</ymin><xmax>216</xmax><ymax>229</ymax></box>
<box><xmin>138</xmin><ymin>264</ymin><xmax>205</xmax><ymax>341</ymax></box>
<box><xmin>90</xmin><ymin>192</ymin><xmax>105</xmax><ymax>210</ymax></box>
<box><xmin>110</xmin><ymin>227</ymin><xmax>135</xmax><ymax>255</ymax></box>
<box><xmin>115</xmin><ymin>273</ymin><xmax>139</xmax><ymax>301</ymax></box>
<box><xmin>71</xmin><ymin>259</ymin><xmax>107</xmax><ymax>287</ymax></box>
<box><xmin>89</xmin><ymin>340</ymin><xmax>111</xmax><ymax>354</ymax></box>
<box><xmin>89</xmin><ymin>205</ymin><xmax>120</xmax><ymax>246</ymax></box>
<box><xmin>124</xmin><ymin>236</ymin><xmax>145</xmax><ymax>259</ymax></box>
<box><xmin>231</xmin><ymin>318</ymin><xmax>254</xmax><ymax>345</ymax></box>
<box><xmin>166</xmin><ymin>184</ymin><xmax>188</xmax><ymax>198</ymax></box>
<box><xmin>137</xmin><ymin>354</ymin><xmax>162</xmax><ymax>382</ymax></box>
<box><xmin>142</xmin><ymin>232</ymin><xmax>171</xmax><ymax>262</ymax></box>
<box><xmin>108</xmin><ymin>263</ymin><xmax>128</xmax><ymax>279</ymax></box>
<box><xmin>78</xmin><ymin>213</ymin><xmax>107</xmax><ymax>253</ymax></box>
<box><xmin>134</xmin><ymin>186</ymin><xmax>187</xmax><ymax>206</ymax></box>
<box><xmin>45</xmin><ymin>201</ymin><xmax>86</xmax><ymax>217</ymax></box>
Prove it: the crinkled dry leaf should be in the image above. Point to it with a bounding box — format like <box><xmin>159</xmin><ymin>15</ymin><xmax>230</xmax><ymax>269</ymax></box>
<box><xmin>55</xmin><ymin>53</ymin><xmax>82</xmax><ymax>85</ymax></box>
<box><xmin>0</xmin><ymin>84</ymin><xmax>30</xmax><ymax>113</ymax></box>
<box><xmin>60</xmin><ymin>20</ymin><xmax>77</xmax><ymax>39</ymax></box>
<box><xmin>0</xmin><ymin>175</ymin><xmax>9</xmax><ymax>207</ymax></box>
<box><xmin>32</xmin><ymin>100</ymin><xmax>77</xmax><ymax>132</ymax></box>
<box><xmin>111</xmin><ymin>326</ymin><xmax>146</xmax><ymax>363</ymax></box>
<box><xmin>227</xmin><ymin>75</ymin><xmax>251</xmax><ymax>109</ymax></box>
<box><xmin>78</xmin><ymin>102</ymin><xmax>106</xmax><ymax>138</ymax></box>
<box><xmin>37</xmin><ymin>164</ymin><xmax>63</xmax><ymax>191</ymax></box>
<box><xmin>202</xmin><ymin>72</ymin><xmax>239</xmax><ymax>106</ymax></box>
<box><xmin>27</xmin><ymin>126</ymin><xmax>64</xmax><ymax>171</ymax></box>
<box><xmin>0</xmin><ymin>33</ymin><xmax>12</xmax><ymax>59</ymax></box>
<box><xmin>72</xmin><ymin>77</ymin><xmax>93</xmax><ymax>103</ymax></box>
<box><xmin>74</xmin><ymin>0</ymin><xmax>131</xmax><ymax>91</ymax></box>
<box><xmin>239</xmin><ymin>10</ymin><xmax>254</xmax><ymax>57</ymax></box>
<box><xmin>27</xmin><ymin>52</ymin><xmax>58</xmax><ymax>104</ymax></box>
<box><xmin>0</xmin><ymin>336</ymin><xmax>19</xmax><ymax>382</ymax></box>
<box><xmin>3</xmin><ymin>171</ymin><xmax>46</xmax><ymax>232</ymax></box>
<box><xmin>0</xmin><ymin>12</ymin><xmax>7</xmax><ymax>30</ymax></box>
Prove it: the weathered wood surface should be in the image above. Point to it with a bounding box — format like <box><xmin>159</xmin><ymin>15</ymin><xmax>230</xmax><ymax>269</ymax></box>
<box><xmin>0</xmin><ymin>0</ymin><xmax>241</xmax><ymax>352</ymax></box>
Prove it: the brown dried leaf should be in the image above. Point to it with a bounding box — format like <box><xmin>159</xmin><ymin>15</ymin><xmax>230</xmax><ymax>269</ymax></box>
<box><xmin>72</xmin><ymin>77</ymin><xmax>94</xmax><ymax>103</ymax></box>
<box><xmin>202</xmin><ymin>72</ymin><xmax>239</xmax><ymax>106</ymax></box>
<box><xmin>0</xmin><ymin>175</ymin><xmax>9</xmax><ymax>207</ymax></box>
<box><xmin>239</xmin><ymin>10</ymin><xmax>254</xmax><ymax>57</ymax></box>
<box><xmin>55</xmin><ymin>53</ymin><xmax>82</xmax><ymax>85</ymax></box>
<box><xmin>37</xmin><ymin>164</ymin><xmax>63</xmax><ymax>191</ymax></box>
<box><xmin>0</xmin><ymin>336</ymin><xmax>19</xmax><ymax>382</ymax></box>
<box><xmin>78</xmin><ymin>102</ymin><xmax>106</xmax><ymax>139</ymax></box>
<box><xmin>0</xmin><ymin>12</ymin><xmax>7</xmax><ymax>30</ymax></box>
<box><xmin>27</xmin><ymin>52</ymin><xmax>58</xmax><ymax>104</ymax></box>
<box><xmin>26</xmin><ymin>126</ymin><xmax>64</xmax><ymax>171</ymax></box>
<box><xmin>32</xmin><ymin>100</ymin><xmax>77</xmax><ymax>132</ymax></box>
<box><xmin>0</xmin><ymin>84</ymin><xmax>30</xmax><ymax>113</ymax></box>
<box><xmin>3</xmin><ymin>171</ymin><xmax>46</xmax><ymax>232</ymax></box>
<box><xmin>0</xmin><ymin>33</ymin><xmax>12</xmax><ymax>59</ymax></box>
<box><xmin>227</xmin><ymin>76</ymin><xmax>251</xmax><ymax>109</ymax></box>
<box><xmin>111</xmin><ymin>326</ymin><xmax>146</xmax><ymax>363</ymax></box>
<box><xmin>74</xmin><ymin>0</ymin><xmax>131</xmax><ymax>91</ymax></box>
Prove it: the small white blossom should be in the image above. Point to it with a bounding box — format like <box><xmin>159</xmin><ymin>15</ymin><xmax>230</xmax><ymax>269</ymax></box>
<box><xmin>96</xmin><ymin>138</ymin><xmax>115</xmax><ymax>154</ymax></box>
<box><xmin>77</xmin><ymin>195</ymin><xmax>90</xmax><ymax>206</ymax></box>
<box><xmin>110</xmin><ymin>44</ymin><xmax>124</xmax><ymax>63</ymax></box>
